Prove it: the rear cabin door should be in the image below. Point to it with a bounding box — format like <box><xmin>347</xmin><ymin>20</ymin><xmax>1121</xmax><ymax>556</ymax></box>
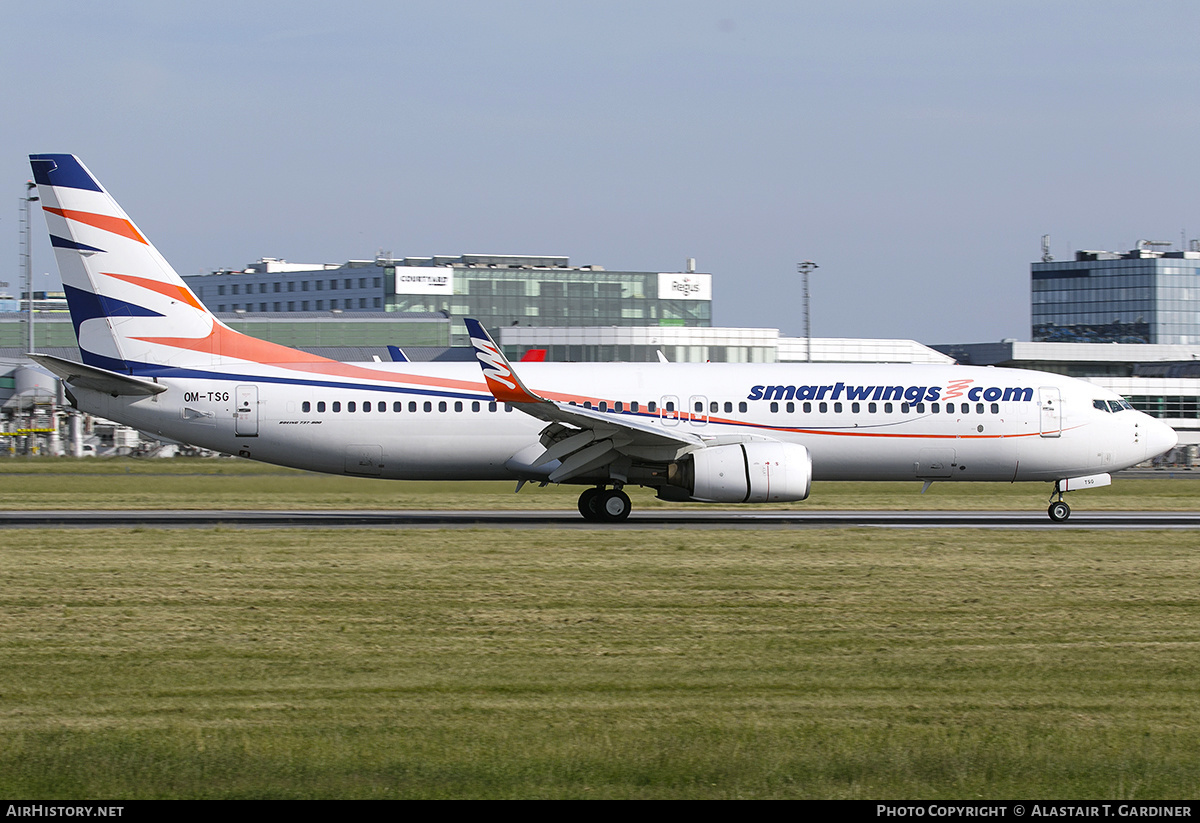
<box><xmin>235</xmin><ymin>385</ymin><xmax>259</xmax><ymax>437</ymax></box>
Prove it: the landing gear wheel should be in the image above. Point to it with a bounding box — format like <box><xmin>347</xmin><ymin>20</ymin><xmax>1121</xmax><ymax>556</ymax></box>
<box><xmin>598</xmin><ymin>489</ymin><xmax>632</xmax><ymax>522</ymax></box>
<box><xmin>578</xmin><ymin>487</ymin><xmax>603</xmax><ymax>521</ymax></box>
<box><xmin>1048</xmin><ymin>500</ymin><xmax>1071</xmax><ymax>523</ymax></box>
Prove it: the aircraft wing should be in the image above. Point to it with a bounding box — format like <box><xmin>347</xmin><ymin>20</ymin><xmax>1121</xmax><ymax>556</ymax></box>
<box><xmin>464</xmin><ymin>319</ymin><xmax>702</xmax><ymax>483</ymax></box>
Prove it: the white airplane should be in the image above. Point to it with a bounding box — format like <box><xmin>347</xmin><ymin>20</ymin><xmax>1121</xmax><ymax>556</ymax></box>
<box><xmin>28</xmin><ymin>154</ymin><xmax>1178</xmax><ymax>522</ymax></box>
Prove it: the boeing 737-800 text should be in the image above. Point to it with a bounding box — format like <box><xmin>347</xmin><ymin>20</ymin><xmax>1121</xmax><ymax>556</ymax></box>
<box><xmin>27</xmin><ymin>154</ymin><xmax>1177</xmax><ymax>521</ymax></box>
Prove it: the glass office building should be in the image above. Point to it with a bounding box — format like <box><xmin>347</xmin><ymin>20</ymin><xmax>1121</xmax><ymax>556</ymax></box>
<box><xmin>1032</xmin><ymin>248</ymin><xmax>1200</xmax><ymax>344</ymax></box>
<box><xmin>385</xmin><ymin>255</ymin><xmax>711</xmax><ymax>336</ymax></box>
<box><xmin>184</xmin><ymin>254</ymin><xmax>713</xmax><ymax>344</ymax></box>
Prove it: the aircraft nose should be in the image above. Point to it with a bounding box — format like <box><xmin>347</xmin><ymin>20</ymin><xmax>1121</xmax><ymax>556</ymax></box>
<box><xmin>1143</xmin><ymin>418</ymin><xmax>1178</xmax><ymax>461</ymax></box>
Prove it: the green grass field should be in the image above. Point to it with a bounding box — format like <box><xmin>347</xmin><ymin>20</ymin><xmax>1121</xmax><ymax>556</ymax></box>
<box><xmin>0</xmin><ymin>456</ymin><xmax>1197</xmax><ymax>511</ymax></box>
<box><xmin>2</xmin><ymin>525</ymin><xmax>1199</xmax><ymax>799</ymax></box>
<box><xmin>1</xmin><ymin>459</ymin><xmax>1198</xmax><ymax>797</ymax></box>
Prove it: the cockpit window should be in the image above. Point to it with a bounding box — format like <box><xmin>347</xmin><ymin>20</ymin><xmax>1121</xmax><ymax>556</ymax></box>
<box><xmin>1108</xmin><ymin>400</ymin><xmax>1126</xmax><ymax>413</ymax></box>
<box><xmin>1093</xmin><ymin>400</ymin><xmax>1110</xmax><ymax>412</ymax></box>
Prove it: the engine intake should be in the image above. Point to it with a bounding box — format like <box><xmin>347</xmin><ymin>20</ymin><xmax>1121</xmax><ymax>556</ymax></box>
<box><xmin>667</xmin><ymin>442</ymin><xmax>812</xmax><ymax>503</ymax></box>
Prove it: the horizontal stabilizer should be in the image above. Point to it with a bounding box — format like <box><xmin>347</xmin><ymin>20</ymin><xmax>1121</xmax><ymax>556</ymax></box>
<box><xmin>29</xmin><ymin>354</ymin><xmax>166</xmax><ymax>396</ymax></box>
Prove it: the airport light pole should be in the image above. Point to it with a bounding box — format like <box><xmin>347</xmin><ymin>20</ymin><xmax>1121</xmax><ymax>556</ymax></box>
<box><xmin>21</xmin><ymin>181</ymin><xmax>39</xmax><ymax>352</ymax></box>
<box><xmin>797</xmin><ymin>260</ymin><xmax>818</xmax><ymax>363</ymax></box>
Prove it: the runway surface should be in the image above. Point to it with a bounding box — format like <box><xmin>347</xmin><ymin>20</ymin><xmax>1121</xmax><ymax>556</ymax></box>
<box><xmin>3</xmin><ymin>509</ymin><xmax>1199</xmax><ymax>529</ymax></box>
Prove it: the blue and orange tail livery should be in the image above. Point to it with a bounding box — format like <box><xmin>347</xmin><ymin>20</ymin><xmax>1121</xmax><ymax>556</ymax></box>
<box><xmin>29</xmin><ymin>154</ymin><xmax>333</xmax><ymax>374</ymax></box>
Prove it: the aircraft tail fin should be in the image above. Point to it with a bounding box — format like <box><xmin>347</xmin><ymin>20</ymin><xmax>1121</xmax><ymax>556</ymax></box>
<box><xmin>29</xmin><ymin>154</ymin><xmax>330</xmax><ymax>374</ymax></box>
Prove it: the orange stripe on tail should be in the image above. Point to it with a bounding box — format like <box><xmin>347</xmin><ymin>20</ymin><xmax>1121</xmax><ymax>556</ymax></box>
<box><xmin>43</xmin><ymin>207</ymin><xmax>147</xmax><ymax>244</ymax></box>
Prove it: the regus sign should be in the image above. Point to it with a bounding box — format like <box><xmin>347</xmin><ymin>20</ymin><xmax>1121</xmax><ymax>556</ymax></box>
<box><xmin>657</xmin><ymin>272</ymin><xmax>712</xmax><ymax>301</ymax></box>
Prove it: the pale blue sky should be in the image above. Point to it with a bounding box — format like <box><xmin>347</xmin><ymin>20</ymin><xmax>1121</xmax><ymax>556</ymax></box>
<box><xmin>4</xmin><ymin>1</ymin><xmax>1198</xmax><ymax>343</ymax></box>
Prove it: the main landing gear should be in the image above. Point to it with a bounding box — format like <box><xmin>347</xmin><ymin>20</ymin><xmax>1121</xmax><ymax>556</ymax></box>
<box><xmin>578</xmin><ymin>486</ymin><xmax>632</xmax><ymax>522</ymax></box>
<box><xmin>1047</xmin><ymin>481</ymin><xmax>1071</xmax><ymax>523</ymax></box>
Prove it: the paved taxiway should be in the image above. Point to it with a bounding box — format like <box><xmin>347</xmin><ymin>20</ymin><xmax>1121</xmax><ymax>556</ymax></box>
<box><xmin>2</xmin><ymin>510</ymin><xmax>1198</xmax><ymax>529</ymax></box>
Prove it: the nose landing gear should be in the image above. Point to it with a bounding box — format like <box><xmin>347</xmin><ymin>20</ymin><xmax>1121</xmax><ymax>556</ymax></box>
<box><xmin>578</xmin><ymin>486</ymin><xmax>632</xmax><ymax>522</ymax></box>
<box><xmin>1047</xmin><ymin>481</ymin><xmax>1071</xmax><ymax>522</ymax></box>
<box><xmin>1045</xmin><ymin>474</ymin><xmax>1113</xmax><ymax>522</ymax></box>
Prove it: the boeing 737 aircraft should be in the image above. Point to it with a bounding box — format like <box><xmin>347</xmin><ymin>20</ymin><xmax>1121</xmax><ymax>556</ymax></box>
<box><xmin>27</xmin><ymin>154</ymin><xmax>1177</xmax><ymax>522</ymax></box>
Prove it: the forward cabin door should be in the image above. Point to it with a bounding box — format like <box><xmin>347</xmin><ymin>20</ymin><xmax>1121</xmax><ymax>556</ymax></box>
<box><xmin>1038</xmin><ymin>386</ymin><xmax>1061</xmax><ymax>438</ymax></box>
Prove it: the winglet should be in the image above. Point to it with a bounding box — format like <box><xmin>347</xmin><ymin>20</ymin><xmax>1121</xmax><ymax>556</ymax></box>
<box><xmin>464</xmin><ymin>318</ymin><xmax>544</xmax><ymax>404</ymax></box>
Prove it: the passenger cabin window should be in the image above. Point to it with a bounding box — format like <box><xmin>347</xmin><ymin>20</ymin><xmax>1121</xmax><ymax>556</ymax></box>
<box><xmin>332</xmin><ymin>401</ymin><xmax>341</xmax><ymax>412</ymax></box>
<box><xmin>317</xmin><ymin>402</ymin><xmax>326</xmax><ymax>412</ymax></box>
<box><xmin>348</xmin><ymin>401</ymin><xmax>357</xmax><ymax>413</ymax></box>
<box><xmin>302</xmin><ymin>401</ymin><xmax>311</xmax><ymax>412</ymax></box>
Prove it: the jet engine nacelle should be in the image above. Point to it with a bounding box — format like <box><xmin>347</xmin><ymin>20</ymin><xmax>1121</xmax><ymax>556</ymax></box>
<box><xmin>670</xmin><ymin>441</ymin><xmax>812</xmax><ymax>503</ymax></box>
